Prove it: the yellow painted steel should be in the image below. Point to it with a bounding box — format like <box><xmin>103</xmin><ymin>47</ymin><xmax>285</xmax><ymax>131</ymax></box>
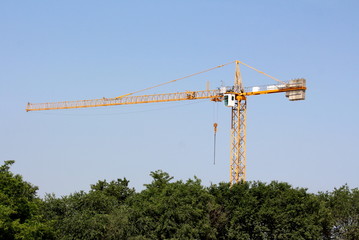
<box><xmin>230</xmin><ymin>99</ymin><xmax>247</xmax><ymax>184</ymax></box>
<box><xmin>26</xmin><ymin>90</ymin><xmax>222</xmax><ymax>112</ymax></box>
<box><xmin>26</xmin><ymin>86</ymin><xmax>306</xmax><ymax>112</ymax></box>
<box><xmin>230</xmin><ymin>61</ymin><xmax>246</xmax><ymax>185</ymax></box>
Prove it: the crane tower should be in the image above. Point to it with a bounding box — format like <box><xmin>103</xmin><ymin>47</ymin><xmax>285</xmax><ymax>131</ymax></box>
<box><xmin>26</xmin><ymin>60</ymin><xmax>306</xmax><ymax>184</ymax></box>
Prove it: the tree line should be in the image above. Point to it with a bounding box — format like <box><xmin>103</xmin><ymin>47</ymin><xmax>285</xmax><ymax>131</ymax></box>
<box><xmin>1</xmin><ymin>160</ymin><xmax>358</xmax><ymax>239</ymax></box>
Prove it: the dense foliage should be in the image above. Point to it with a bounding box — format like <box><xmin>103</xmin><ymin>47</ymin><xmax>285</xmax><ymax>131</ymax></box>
<box><xmin>1</xmin><ymin>161</ymin><xmax>358</xmax><ymax>239</ymax></box>
<box><xmin>0</xmin><ymin>161</ymin><xmax>53</xmax><ymax>239</ymax></box>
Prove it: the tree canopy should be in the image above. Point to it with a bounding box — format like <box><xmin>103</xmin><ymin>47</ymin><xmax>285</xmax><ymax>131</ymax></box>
<box><xmin>1</xmin><ymin>161</ymin><xmax>358</xmax><ymax>239</ymax></box>
<box><xmin>0</xmin><ymin>160</ymin><xmax>53</xmax><ymax>239</ymax></box>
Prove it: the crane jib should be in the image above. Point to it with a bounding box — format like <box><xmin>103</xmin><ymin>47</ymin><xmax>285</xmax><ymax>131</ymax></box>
<box><xmin>26</xmin><ymin>83</ymin><xmax>306</xmax><ymax>112</ymax></box>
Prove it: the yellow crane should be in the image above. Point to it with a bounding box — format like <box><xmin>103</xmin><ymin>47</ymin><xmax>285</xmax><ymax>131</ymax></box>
<box><xmin>26</xmin><ymin>60</ymin><xmax>306</xmax><ymax>185</ymax></box>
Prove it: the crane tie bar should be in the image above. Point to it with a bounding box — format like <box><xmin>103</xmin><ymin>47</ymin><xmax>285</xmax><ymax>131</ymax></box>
<box><xmin>114</xmin><ymin>61</ymin><xmax>236</xmax><ymax>99</ymax></box>
<box><xmin>115</xmin><ymin>60</ymin><xmax>285</xmax><ymax>99</ymax></box>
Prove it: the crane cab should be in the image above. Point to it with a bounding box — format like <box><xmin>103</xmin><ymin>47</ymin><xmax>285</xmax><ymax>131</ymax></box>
<box><xmin>224</xmin><ymin>94</ymin><xmax>236</xmax><ymax>107</ymax></box>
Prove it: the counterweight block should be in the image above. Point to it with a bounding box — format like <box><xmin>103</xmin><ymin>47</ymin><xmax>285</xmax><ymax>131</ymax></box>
<box><xmin>286</xmin><ymin>78</ymin><xmax>306</xmax><ymax>101</ymax></box>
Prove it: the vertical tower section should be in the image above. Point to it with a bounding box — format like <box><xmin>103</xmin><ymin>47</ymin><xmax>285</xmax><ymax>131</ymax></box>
<box><xmin>230</xmin><ymin>100</ymin><xmax>247</xmax><ymax>184</ymax></box>
<box><xmin>230</xmin><ymin>61</ymin><xmax>247</xmax><ymax>185</ymax></box>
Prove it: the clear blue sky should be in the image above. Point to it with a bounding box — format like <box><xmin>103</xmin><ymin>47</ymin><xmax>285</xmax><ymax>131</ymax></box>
<box><xmin>1</xmin><ymin>1</ymin><xmax>358</xmax><ymax>197</ymax></box>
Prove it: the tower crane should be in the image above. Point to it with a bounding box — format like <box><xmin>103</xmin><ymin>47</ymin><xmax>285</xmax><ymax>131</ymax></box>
<box><xmin>26</xmin><ymin>60</ymin><xmax>306</xmax><ymax>184</ymax></box>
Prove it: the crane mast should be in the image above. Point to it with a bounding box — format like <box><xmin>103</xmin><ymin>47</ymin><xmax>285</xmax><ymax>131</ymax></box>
<box><xmin>230</xmin><ymin>61</ymin><xmax>247</xmax><ymax>184</ymax></box>
<box><xmin>26</xmin><ymin>61</ymin><xmax>306</xmax><ymax>184</ymax></box>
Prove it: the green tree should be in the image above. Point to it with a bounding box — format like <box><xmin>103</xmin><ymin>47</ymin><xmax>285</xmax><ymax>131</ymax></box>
<box><xmin>127</xmin><ymin>170</ymin><xmax>219</xmax><ymax>239</ymax></box>
<box><xmin>90</xmin><ymin>178</ymin><xmax>135</xmax><ymax>204</ymax></box>
<box><xmin>209</xmin><ymin>181</ymin><xmax>327</xmax><ymax>240</ymax></box>
<box><xmin>320</xmin><ymin>185</ymin><xmax>359</xmax><ymax>240</ymax></box>
<box><xmin>43</xmin><ymin>178</ymin><xmax>135</xmax><ymax>239</ymax></box>
<box><xmin>0</xmin><ymin>160</ymin><xmax>54</xmax><ymax>240</ymax></box>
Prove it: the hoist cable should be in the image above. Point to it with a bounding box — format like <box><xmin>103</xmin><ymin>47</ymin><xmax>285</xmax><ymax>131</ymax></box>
<box><xmin>213</xmin><ymin>132</ymin><xmax>217</xmax><ymax>165</ymax></box>
<box><xmin>213</xmin><ymin>122</ymin><xmax>218</xmax><ymax>165</ymax></box>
